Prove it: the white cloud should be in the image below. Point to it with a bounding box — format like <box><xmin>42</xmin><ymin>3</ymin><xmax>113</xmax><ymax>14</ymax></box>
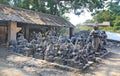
<box><xmin>65</xmin><ymin>10</ymin><xmax>93</xmax><ymax>25</ymax></box>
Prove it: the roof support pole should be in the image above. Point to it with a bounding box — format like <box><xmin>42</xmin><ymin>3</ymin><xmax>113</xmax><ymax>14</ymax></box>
<box><xmin>69</xmin><ymin>27</ymin><xmax>74</xmax><ymax>39</ymax></box>
<box><xmin>8</xmin><ymin>21</ymin><xmax>17</xmax><ymax>41</ymax></box>
<box><xmin>24</xmin><ymin>26</ymin><xmax>29</xmax><ymax>40</ymax></box>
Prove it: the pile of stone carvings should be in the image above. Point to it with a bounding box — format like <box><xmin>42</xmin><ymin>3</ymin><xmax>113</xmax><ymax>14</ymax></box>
<box><xmin>8</xmin><ymin>30</ymin><xmax>108</xmax><ymax>69</ymax></box>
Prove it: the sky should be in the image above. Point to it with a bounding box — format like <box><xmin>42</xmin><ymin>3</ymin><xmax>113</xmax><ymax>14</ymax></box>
<box><xmin>64</xmin><ymin>0</ymin><xmax>112</xmax><ymax>26</ymax></box>
<box><xmin>65</xmin><ymin>10</ymin><xmax>93</xmax><ymax>25</ymax></box>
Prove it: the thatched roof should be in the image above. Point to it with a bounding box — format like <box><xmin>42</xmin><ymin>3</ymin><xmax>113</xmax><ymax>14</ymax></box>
<box><xmin>0</xmin><ymin>4</ymin><xmax>74</xmax><ymax>28</ymax></box>
<box><xmin>83</xmin><ymin>22</ymin><xmax>110</xmax><ymax>27</ymax></box>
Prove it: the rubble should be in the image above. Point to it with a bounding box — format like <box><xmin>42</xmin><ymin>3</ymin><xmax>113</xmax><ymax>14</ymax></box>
<box><xmin>8</xmin><ymin>29</ymin><xmax>110</xmax><ymax>70</ymax></box>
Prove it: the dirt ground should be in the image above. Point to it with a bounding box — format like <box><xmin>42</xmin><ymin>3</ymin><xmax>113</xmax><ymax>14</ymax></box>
<box><xmin>82</xmin><ymin>47</ymin><xmax>120</xmax><ymax>76</ymax></box>
<box><xmin>0</xmin><ymin>46</ymin><xmax>120</xmax><ymax>76</ymax></box>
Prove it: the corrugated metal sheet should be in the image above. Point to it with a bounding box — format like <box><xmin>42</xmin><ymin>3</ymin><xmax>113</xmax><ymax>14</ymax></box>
<box><xmin>0</xmin><ymin>4</ymin><xmax>74</xmax><ymax>28</ymax></box>
<box><xmin>106</xmin><ymin>32</ymin><xmax>120</xmax><ymax>42</ymax></box>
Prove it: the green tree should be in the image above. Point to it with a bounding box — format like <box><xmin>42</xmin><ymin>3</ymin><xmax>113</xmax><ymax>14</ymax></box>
<box><xmin>91</xmin><ymin>0</ymin><xmax>120</xmax><ymax>32</ymax></box>
<box><xmin>113</xmin><ymin>16</ymin><xmax>120</xmax><ymax>26</ymax></box>
<box><xmin>0</xmin><ymin>0</ymin><xmax>106</xmax><ymax>16</ymax></box>
<box><xmin>93</xmin><ymin>10</ymin><xmax>111</xmax><ymax>23</ymax></box>
<box><xmin>107</xmin><ymin>0</ymin><xmax>120</xmax><ymax>15</ymax></box>
<box><xmin>0</xmin><ymin>0</ymin><xmax>10</xmax><ymax>5</ymax></box>
<box><xmin>84</xmin><ymin>19</ymin><xmax>94</xmax><ymax>23</ymax></box>
<box><xmin>93</xmin><ymin>0</ymin><xmax>120</xmax><ymax>26</ymax></box>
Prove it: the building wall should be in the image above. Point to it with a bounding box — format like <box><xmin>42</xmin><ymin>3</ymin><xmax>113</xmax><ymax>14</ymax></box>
<box><xmin>0</xmin><ymin>25</ymin><xmax>7</xmax><ymax>44</ymax></box>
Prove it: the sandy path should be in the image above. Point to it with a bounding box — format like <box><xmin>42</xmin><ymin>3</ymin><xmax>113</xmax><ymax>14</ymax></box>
<box><xmin>0</xmin><ymin>46</ymin><xmax>29</xmax><ymax>76</ymax></box>
<box><xmin>83</xmin><ymin>47</ymin><xmax>120</xmax><ymax>76</ymax></box>
<box><xmin>0</xmin><ymin>46</ymin><xmax>120</xmax><ymax>76</ymax></box>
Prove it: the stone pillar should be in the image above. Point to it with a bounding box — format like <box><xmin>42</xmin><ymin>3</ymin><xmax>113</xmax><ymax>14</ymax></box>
<box><xmin>69</xmin><ymin>27</ymin><xmax>74</xmax><ymax>38</ymax></box>
<box><xmin>8</xmin><ymin>21</ymin><xmax>17</xmax><ymax>41</ymax></box>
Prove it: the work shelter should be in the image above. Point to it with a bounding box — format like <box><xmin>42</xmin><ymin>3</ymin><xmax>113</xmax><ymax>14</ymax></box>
<box><xmin>0</xmin><ymin>4</ymin><xmax>74</xmax><ymax>44</ymax></box>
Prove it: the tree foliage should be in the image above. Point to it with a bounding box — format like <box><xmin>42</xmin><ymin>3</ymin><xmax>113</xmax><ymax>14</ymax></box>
<box><xmin>0</xmin><ymin>0</ymin><xmax>10</xmax><ymax>5</ymax></box>
<box><xmin>0</xmin><ymin>0</ymin><xmax>106</xmax><ymax>16</ymax></box>
<box><xmin>93</xmin><ymin>10</ymin><xmax>111</xmax><ymax>23</ymax></box>
<box><xmin>93</xmin><ymin>0</ymin><xmax>120</xmax><ymax>26</ymax></box>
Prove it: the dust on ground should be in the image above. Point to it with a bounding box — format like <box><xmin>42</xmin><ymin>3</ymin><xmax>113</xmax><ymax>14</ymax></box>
<box><xmin>82</xmin><ymin>47</ymin><xmax>120</xmax><ymax>76</ymax></box>
<box><xmin>0</xmin><ymin>46</ymin><xmax>120</xmax><ymax>76</ymax></box>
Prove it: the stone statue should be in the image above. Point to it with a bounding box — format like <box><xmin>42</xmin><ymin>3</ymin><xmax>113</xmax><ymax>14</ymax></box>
<box><xmin>90</xmin><ymin>25</ymin><xmax>101</xmax><ymax>52</ymax></box>
<box><xmin>100</xmin><ymin>30</ymin><xmax>107</xmax><ymax>46</ymax></box>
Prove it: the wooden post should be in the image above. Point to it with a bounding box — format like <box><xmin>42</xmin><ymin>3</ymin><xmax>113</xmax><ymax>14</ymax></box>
<box><xmin>69</xmin><ymin>27</ymin><xmax>73</xmax><ymax>39</ymax></box>
<box><xmin>8</xmin><ymin>21</ymin><xmax>17</xmax><ymax>41</ymax></box>
<box><xmin>25</xmin><ymin>26</ymin><xmax>29</xmax><ymax>40</ymax></box>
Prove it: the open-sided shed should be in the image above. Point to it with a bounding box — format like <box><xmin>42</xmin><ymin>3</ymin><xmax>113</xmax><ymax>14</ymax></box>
<box><xmin>0</xmin><ymin>4</ymin><xmax>74</xmax><ymax>44</ymax></box>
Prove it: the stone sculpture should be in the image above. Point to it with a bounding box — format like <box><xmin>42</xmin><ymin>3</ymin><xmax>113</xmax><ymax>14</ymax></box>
<box><xmin>9</xmin><ymin>28</ymin><xmax>108</xmax><ymax>70</ymax></box>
